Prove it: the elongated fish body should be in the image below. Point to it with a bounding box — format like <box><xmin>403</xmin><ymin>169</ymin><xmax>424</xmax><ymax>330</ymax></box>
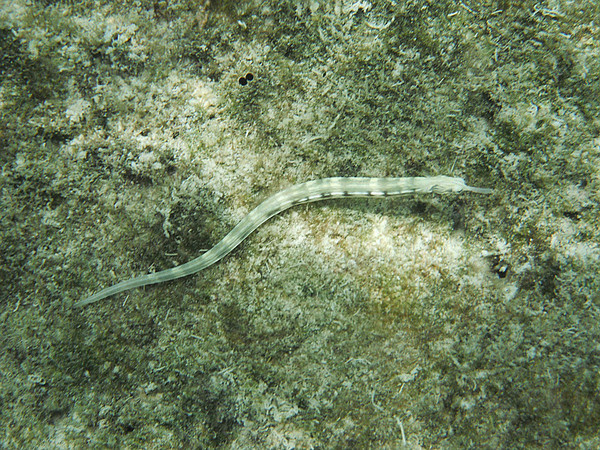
<box><xmin>75</xmin><ymin>176</ymin><xmax>491</xmax><ymax>307</ymax></box>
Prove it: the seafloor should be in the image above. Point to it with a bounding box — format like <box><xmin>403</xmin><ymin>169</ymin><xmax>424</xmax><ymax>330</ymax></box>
<box><xmin>1</xmin><ymin>0</ymin><xmax>599</xmax><ymax>447</ymax></box>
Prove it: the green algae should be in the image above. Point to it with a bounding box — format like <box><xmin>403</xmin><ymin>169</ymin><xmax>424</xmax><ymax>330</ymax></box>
<box><xmin>1</xmin><ymin>0</ymin><xmax>599</xmax><ymax>447</ymax></box>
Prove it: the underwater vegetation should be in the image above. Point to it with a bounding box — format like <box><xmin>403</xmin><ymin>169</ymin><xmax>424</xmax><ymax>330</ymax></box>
<box><xmin>1</xmin><ymin>0</ymin><xmax>599</xmax><ymax>447</ymax></box>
